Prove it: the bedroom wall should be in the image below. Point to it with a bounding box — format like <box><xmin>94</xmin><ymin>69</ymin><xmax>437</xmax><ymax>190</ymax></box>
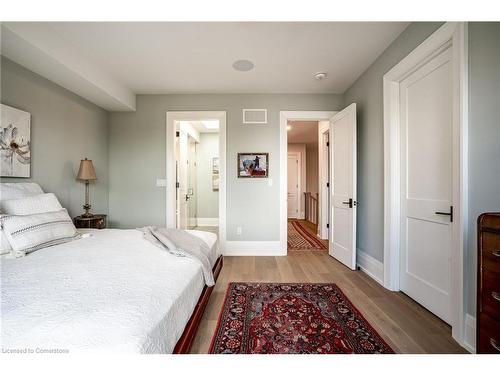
<box><xmin>108</xmin><ymin>94</ymin><xmax>344</xmax><ymax>240</ymax></box>
<box><xmin>342</xmin><ymin>22</ymin><xmax>444</xmax><ymax>263</ymax></box>
<box><xmin>0</xmin><ymin>57</ymin><xmax>109</xmax><ymax>217</ymax></box>
<box><xmin>197</xmin><ymin>132</ymin><xmax>219</xmax><ymax>221</ymax></box>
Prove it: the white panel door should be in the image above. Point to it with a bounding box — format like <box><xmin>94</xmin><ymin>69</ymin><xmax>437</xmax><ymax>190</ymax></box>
<box><xmin>400</xmin><ymin>46</ymin><xmax>453</xmax><ymax>324</ymax></box>
<box><xmin>177</xmin><ymin>130</ymin><xmax>188</xmax><ymax>229</ymax></box>
<box><xmin>329</xmin><ymin>104</ymin><xmax>357</xmax><ymax>269</ymax></box>
<box><xmin>187</xmin><ymin>136</ymin><xmax>197</xmax><ymax>229</ymax></box>
<box><xmin>287</xmin><ymin>154</ymin><xmax>299</xmax><ymax>218</ymax></box>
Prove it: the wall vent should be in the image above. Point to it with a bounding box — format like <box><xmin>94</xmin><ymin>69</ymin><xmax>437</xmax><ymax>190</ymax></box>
<box><xmin>242</xmin><ymin>109</ymin><xmax>267</xmax><ymax>124</ymax></box>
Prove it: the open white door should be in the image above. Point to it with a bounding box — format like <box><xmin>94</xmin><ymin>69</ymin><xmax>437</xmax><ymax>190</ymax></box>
<box><xmin>329</xmin><ymin>104</ymin><xmax>357</xmax><ymax>270</ymax></box>
<box><xmin>177</xmin><ymin>130</ymin><xmax>188</xmax><ymax>229</ymax></box>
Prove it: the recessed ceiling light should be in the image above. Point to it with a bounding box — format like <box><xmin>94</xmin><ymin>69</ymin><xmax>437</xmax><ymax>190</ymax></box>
<box><xmin>287</xmin><ymin>125</ymin><xmax>292</xmax><ymax>131</ymax></box>
<box><xmin>314</xmin><ymin>72</ymin><xmax>328</xmax><ymax>81</ymax></box>
<box><xmin>202</xmin><ymin>120</ymin><xmax>219</xmax><ymax>130</ymax></box>
<box><xmin>233</xmin><ymin>59</ymin><xmax>254</xmax><ymax>72</ymax></box>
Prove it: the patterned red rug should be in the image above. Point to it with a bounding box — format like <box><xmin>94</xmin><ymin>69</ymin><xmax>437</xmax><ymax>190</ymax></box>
<box><xmin>209</xmin><ymin>283</ymin><xmax>394</xmax><ymax>354</ymax></box>
<box><xmin>287</xmin><ymin>220</ymin><xmax>327</xmax><ymax>251</ymax></box>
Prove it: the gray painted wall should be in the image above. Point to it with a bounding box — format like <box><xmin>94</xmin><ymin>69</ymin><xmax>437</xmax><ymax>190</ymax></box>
<box><xmin>467</xmin><ymin>22</ymin><xmax>500</xmax><ymax>315</ymax></box>
<box><xmin>0</xmin><ymin>57</ymin><xmax>109</xmax><ymax>218</ymax></box>
<box><xmin>342</xmin><ymin>22</ymin><xmax>443</xmax><ymax>262</ymax></box>
<box><xmin>108</xmin><ymin>94</ymin><xmax>344</xmax><ymax>240</ymax></box>
<box><xmin>197</xmin><ymin>132</ymin><xmax>219</xmax><ymax>219</ymax></box>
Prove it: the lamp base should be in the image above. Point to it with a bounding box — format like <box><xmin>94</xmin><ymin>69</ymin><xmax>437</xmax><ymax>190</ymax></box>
<box><xmin>82</xmin><ymin>202</ymin><xmax>93</xmax><ymax>218</ymax></box>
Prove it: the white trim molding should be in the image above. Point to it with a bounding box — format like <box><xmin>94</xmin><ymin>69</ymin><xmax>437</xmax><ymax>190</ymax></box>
<box><xmin>224</xmin><ymin>241</ymin><xmax>284</xmax><ymax>256</ymax></box>
<box><xmin>166</xmin><ymin>111</ymin><xmax>227</xmax><ymax>253</ymax></box>
<box><xmin>383</xmin><ymin>22</ymin><xmax>468</xmax><ymax>346</ymax></box>
<box><xmin>356</xmin><ymin>250</ymin><xmax>384</xmax><ymax>286</ymax></box>
<box><xmin>463</xmin><ymin>314</ymin><xmax>476</xmax><ymax>353</ymax></box>
<box><xmin>279</xmin><ymin>111</ymin><xmax>337</xmax><ymax>253</ymax></box>
<box><xmin>196</xmin><ymin>218</ymin><xmax>219</xmax><ymax>227</ymax></box>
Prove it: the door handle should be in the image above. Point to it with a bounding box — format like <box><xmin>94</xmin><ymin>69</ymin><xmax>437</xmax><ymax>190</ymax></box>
<box><xmin>342</xmin><ymin>198</ymin><xmax>353</xmax><ymax>208</ymax></box>
<box><xmin>435</xmin><ymin>206</ymin><xmax>453</xmax><ymax>222</ymax></box>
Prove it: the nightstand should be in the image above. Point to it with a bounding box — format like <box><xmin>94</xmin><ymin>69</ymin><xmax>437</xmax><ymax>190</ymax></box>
<box><xmin>73</xmin><ymin>214</ymin><xmax>107</xmax><ymax>229</ymax></box>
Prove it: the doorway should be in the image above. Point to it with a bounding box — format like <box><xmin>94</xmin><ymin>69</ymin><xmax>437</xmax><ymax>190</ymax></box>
<box><xmin>280</xmin><ymin>111</ymin><xmax>339</xmax><ymax>254</ymax></box>
<box><xmin>166</xmin><ymin>111</ymin><xmax>226</xmax><ymax>251</ymax></box>
<box><xmin>286</xmin><ymin>119</ymin><xmax>326</xmax><ymax>252</ymax></box>
<box><xmin>175</xmin><ymin>120</ymin><xmax>220</xmax><ymax>231</ymax></box>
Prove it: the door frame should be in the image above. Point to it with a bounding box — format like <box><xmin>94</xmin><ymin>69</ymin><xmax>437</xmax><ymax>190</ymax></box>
<box><xmin>318</xmin><ymin>121</ymin><xmax>330</xmax><ymax>239</ymax></box>
<box><xmin>286</xmin><ymin>151</ymin><xmax>302</xmax><ymax>219</ymax></box>
<box><xmin>166</xmin><ymin>111</ymin><xmax>227</xmax><ymax>252</ymax></box>
<box><xmin>280</xmin><ymin>111</ymin><xmax>337</xmax><ymax>253</ymax></box>
<box><xmin>383</xmin><ymin>22</ymin><xmax>468</xmax><ymax>345</ymax></box>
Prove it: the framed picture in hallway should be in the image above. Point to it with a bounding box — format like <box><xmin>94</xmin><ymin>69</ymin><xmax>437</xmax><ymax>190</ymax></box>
<box><xmin>212</xmin><ymin>157</ymin><xmax>219</xmax><ymax>191</ymax></box>
<box><xmin>237</xmin><ymin>152</ymin><xmax>269</xmax><ymax>178</ymax></box>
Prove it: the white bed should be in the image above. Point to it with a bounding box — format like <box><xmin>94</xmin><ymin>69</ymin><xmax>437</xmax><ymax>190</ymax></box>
<box><xmin>1</xmin><ymin>227</ymin><xmax>220</xmax><ymax>354</ymax></box>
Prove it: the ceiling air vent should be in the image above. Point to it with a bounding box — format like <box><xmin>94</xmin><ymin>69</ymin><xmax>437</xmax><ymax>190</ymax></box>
<box><xmin>242</xmin><ymin>109</ymin><xmax>267</xmax><ymax>124</ymax></box>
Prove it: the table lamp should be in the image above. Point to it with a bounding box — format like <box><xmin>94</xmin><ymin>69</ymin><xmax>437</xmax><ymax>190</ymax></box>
<box><xmin>76</xmin><ymin>158</ymin><xmax>97</xmax><ymax>218</ymax></box>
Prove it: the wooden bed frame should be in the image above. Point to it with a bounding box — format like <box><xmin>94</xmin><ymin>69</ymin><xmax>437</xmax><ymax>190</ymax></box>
<box><xmin>173</xmin><ymin>255</ymin><xmax>224</xmax><ymax>353</ymax></box>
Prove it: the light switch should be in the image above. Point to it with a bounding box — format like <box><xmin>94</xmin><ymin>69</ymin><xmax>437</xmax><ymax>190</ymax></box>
<box><xmin>268</xmin><ymin>178</ymin><xmax>273</xmax><ymax>186</ymax></box>
<box><xmin>236</xmin><ymin>226</ymin><xmax>242</xmax><ymax>235</ymax></box>
<box><xmin>156</xmin><ymin>179</ymin><xmax>167</xmax><ymax>187</ymax></box>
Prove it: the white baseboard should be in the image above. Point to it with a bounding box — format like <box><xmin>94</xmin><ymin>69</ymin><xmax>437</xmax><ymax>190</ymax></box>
<box><xmin>224</xmin><ymin>241</ymin><xmax>285</xmax><ymax>256</ymax></box>
<box><xmin>463</xmin><ymin>314</ymin><xmax>476</xmax><ymax>353</ymax></box>
<box><xmin>196</xmin><ymin>217</ymin><xmax>219</xmax><ymax>226</ymax></box>
<box><xmin>356</xmin><ymin>249</ymin><xmax>384</xmax><ymax>286</ymax></box>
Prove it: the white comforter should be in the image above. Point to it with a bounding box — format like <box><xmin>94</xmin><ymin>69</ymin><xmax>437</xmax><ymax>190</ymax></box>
<box><xmin>1</xmin><ymin>228</ymin><xmax>219</xmax><ymax>354</ymax></box>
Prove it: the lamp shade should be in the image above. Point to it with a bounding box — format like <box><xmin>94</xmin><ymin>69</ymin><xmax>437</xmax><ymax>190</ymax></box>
<box><xmin>76</xmin><ymin>158</ymin><xmax>97</xmax><ymax>181</ymax></box>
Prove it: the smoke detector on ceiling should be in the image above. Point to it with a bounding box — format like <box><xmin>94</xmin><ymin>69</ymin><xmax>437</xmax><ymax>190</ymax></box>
<box><xmin>314</xmin><ymin>72</ymin><xmax>328</xmax><ymax>81</ymax></box>
<box><xmin>233</xmin><ymin>59</ymin><xmax>254</xmax><ymax>72</ymax></box>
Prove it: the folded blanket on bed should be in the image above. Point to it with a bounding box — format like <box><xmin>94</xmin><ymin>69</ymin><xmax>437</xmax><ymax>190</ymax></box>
<box><xmin>138</xmin><ymin>226</ymin><xmax>215</xmax><ymax>286</ymax></box>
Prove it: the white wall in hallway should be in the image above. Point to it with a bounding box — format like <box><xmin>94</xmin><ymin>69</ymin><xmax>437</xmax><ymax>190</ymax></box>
<box><xmin>196</xmin><ymin>133</ymin><xmax>219</xmax><ymax>221</ymax></box>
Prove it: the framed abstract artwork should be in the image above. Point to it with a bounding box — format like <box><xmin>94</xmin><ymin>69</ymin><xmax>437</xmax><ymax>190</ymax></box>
<box><xmin>1</xmin><ymin>104</ymin><xmax>31</xmax><ymax>178</ymax></box>
<box><xmin>237</xmin><ymin>153</ymin><xmax>268</xmax><ymax>178</ymax></box>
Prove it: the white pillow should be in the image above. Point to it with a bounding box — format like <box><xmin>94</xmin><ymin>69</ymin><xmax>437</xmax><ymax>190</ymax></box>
<box><xmin>1</xmin><ymin>193</ymin><xmax>63</xmax><ymax>215</ymax></box>
<box><xmin>0</xmin><ymin>183</ymin><xmax>44</xmax><ymax>201</ymax></box>
<box><xmin>1</xmin><ymin>209</ymin><xmax>79</xmax><ymax>257</ymax></box>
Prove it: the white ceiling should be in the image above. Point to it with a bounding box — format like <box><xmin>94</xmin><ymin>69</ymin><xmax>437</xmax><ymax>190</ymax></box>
<box><xmin>1</xmin><ymin>22</ymin><xmax>409</xmax><ymax>111</ymax></box>
<box><xmin>287</xmin><ymin>121</ymin><xmax>318</xmax><ymax>146</ymax></box>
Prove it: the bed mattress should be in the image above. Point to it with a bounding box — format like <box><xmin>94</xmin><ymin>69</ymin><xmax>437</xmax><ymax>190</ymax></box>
<box><xmin>1</xmin><ymin>228</ymin><xmax>220</xmax><ymax>354</ymax></box>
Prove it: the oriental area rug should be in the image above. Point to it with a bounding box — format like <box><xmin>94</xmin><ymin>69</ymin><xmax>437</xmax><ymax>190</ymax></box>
<box><xmin>287</xmin><ymin>220</ymin><xmax>327</xmax><ymax>251</ymax></box>
<box><xmin>209</xmin><ymin>283</ymin><xmax>394</xmax><ymax>354</ymax></box>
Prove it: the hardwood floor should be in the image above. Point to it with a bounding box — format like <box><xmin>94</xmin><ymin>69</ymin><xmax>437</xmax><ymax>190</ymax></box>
<box><xmin>190</xmin><ymin>226</ymin><xmax>467</xmax><ymax>354</ymax></box>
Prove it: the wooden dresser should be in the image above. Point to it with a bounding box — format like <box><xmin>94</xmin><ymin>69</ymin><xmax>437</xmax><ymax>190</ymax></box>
<box><xmin>477</xmin><ymin>213</ymin><xmax>500</xmax><ymax>353</ymax></box>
